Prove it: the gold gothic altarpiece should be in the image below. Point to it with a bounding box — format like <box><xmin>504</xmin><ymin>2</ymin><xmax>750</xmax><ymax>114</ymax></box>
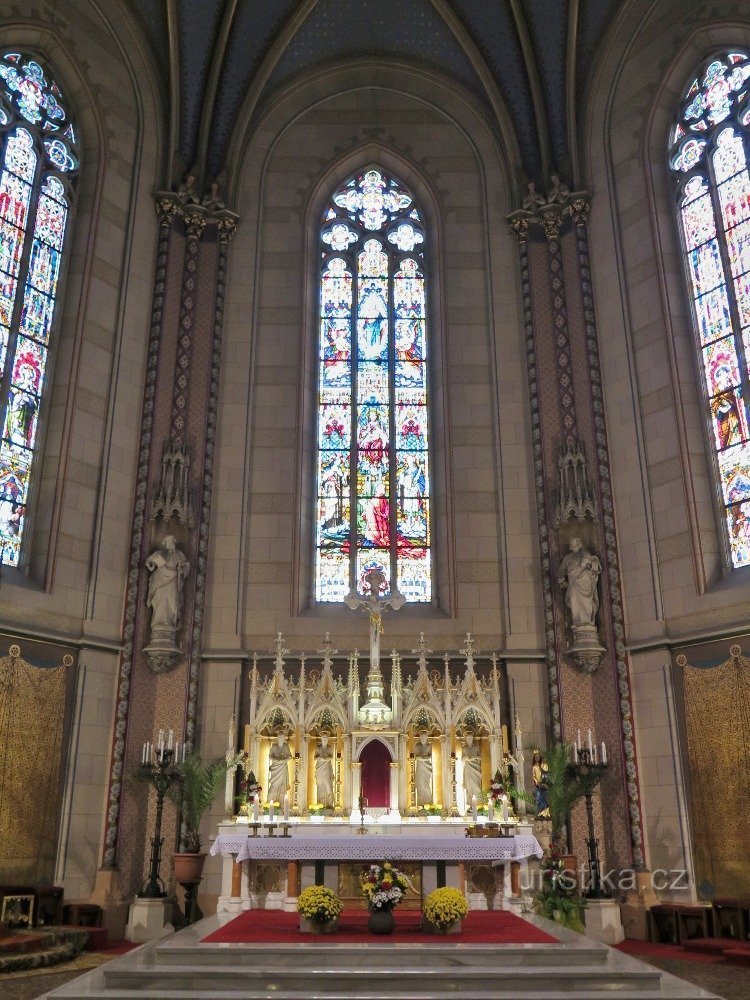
<box><xmin>0</xmin><ymin>642</ymin><xmax>74</xmax><ymax>883</ymax></box>
<box><xmin>678</xmin><ymin>644</ymin><xmax>750</xmax><ymax>898</ymax></box>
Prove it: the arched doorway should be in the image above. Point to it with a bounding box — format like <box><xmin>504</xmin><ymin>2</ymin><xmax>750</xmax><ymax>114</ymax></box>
<box><xmin>359</xmin><ymin>739</ymin><xmax>391</xmax><ymax>807</ymax></box>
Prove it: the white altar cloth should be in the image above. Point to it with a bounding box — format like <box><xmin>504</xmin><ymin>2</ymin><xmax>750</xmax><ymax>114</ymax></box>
<box><xmin>211</xmin><ymin>833</ymin><xmax>543</xmax><ymax>864</ymax></box>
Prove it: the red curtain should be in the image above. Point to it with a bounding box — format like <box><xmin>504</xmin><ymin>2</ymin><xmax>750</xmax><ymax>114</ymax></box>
<box><xmin>360</xmin><ymin>739</ymin><xmax>391</xmax><ymax>807</ymax></box>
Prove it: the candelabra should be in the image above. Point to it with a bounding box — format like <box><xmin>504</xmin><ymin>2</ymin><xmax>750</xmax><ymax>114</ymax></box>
<box><xmin>408</xmin><ymin>752</ymin><xmax>418</xmax><ymax>816</ymax></box>
<box><xmin>449</xmin><ymin>751</ymin><xmax>460</xmax><ymax>817</ymax></box>
<box><xmin>569</xmin><ymin>746</ymin><xmax>609</xmax><ymax>899</ymax></box>
<box><xmin>136</xmin><ymin>738</ymin><xmax>182</xmax><ymax>899</ymax></box>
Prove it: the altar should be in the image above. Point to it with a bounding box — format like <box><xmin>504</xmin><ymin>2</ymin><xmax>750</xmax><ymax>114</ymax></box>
<box><xmin>211</xmin><ymin>820</ymin><xmax>543</xmax><ymax>913</ymax></box>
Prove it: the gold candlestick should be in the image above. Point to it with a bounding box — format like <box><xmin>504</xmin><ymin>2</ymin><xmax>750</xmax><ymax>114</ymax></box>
<box><xmin>333</xmin><ymin>750</ymin><xmax>343</xmax><ymax>818</ymax></box>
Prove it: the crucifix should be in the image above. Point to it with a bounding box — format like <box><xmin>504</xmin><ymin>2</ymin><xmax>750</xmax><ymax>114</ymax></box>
<box><xmin>345</xmin><ymin>567</ymin><xmax>405</xmax><ymax>672</ymax></box>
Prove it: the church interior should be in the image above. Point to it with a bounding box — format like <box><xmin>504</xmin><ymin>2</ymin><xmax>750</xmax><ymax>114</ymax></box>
<box><xmin>0</xmin><ymin>0</ymin><xmax>749</xmax><ymax>997</ymax></box>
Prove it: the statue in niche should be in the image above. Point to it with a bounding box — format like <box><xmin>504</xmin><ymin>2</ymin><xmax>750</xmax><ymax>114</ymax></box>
<box><xmin>314</xmin><ymin>731</ymin><xmax>335</xmax><ymax>808</ymax></box>
<box><xmin>143</xmin><ymin>534</ymin><xmax>190</xmax><ymax>673</ymax></box>
<box><xmin>267</xmin><ymin>731</ymin><xmax>292</xmax><ymax>804</ymax></box>
<box><xmin>461</xmin><ymin>731</ymin><xmax>483</xmax><ymax>805</ymax></box>
<box><xmin>413</xmin><ymin>730</ymin><xmax>434</xmax><ymax>805</ymax></box>
<box><xmin>558</xmin><ymin>536</ymin><xmax>606</xmax><ymax>673</ymax></box>
<box><xmin>558</xmin><ymin>536</ymin><xmax>601</xmax><ymax>628</ymax></box>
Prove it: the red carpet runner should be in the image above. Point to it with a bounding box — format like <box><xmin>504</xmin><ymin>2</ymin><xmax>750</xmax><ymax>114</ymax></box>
<box><xmin>202</xmin><ymin>909</ymin><xmax>558</xmax><ymax>945</ymax></box>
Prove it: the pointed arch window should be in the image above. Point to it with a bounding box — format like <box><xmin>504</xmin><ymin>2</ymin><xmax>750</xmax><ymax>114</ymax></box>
<box><xmin>315</xmin><ymin>169</ymin><xmax>432</xmax><ymax>602</ymax></box>
<box><xmin>0</xmin><ymin>53</ymin><xmax>77</xmax><ymax>568</ymax></box>
<box><xmin>669</xmin><ymin>51</ymin><xmax>750</xmax><ymax>567</ymax></box>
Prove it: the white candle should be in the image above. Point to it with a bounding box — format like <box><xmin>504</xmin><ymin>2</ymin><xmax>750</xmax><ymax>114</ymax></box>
<box><xmin>182</xmin><ymin>744</ymin><xmax>186</xmax><ymax>762</ymax></box>
<box><xmin>577</xmin><ymin>728</ymin><xmax>581</xmax><ymax>750</ymax></box>
<box><xmin>488</xmin><ymin>799</ymin><xmax>494</xmax><ymax>823</ymax></box>
<box><xmin>471</xmin><ymin>794</ymin><xmax>478</xmax><ymax>823</ymax></box>
<box><xmin>141</xmin><ymin>743</ymin><xmax>145</xmax><ymax>764</ymax></box>
<box><xmin>174</xmin><ymin>741</ymin><xmax>180</xmax><ymax>762</ymax></box>
<box><xmin>283</xmin><ymin>792</ymin><xmax>290</xmax><ymax>821</ymax></box>
<box><xmin>269</xmin><ymin>801</ymin><xmax>275</xmax><ymax>821</ymax></box>
<box><xmin>588</xmin><ymin>728</ymin><xmax>593</xmax><ymax>756</ymax></box>
<box><xmin>168</xmin><ymin>729</ymin><xmax>173</xmax><ymax>750</ymax></box>
<box><xmin>601</xmin><ymin>742</ymin><xmax>607</xmax><ymax>765</ymax></box>
<box><xmin>253</xmin><ymin>798</ymin><xmax>259</xmax><ymax>823</ymax></box>
<box><xmin>502</xmin><ymin>796</ymin><xmax>509</xmax><ymax>823</ymax></box>
<box><xmin>593</xmin><ymin>744</ymin><xmax>598</xmax><ymax>764</ymax></box>
<box><xmin>146</xmin><ymin>741</ymin><xmax>151</xmax><ymax>761</ymax></box>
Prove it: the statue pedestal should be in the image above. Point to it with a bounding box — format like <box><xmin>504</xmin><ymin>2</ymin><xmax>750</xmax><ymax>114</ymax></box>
<box><xmin>584</xmin><ymin>899</ymin><xmax>625</xmax><ymax>945</ymax></box>
<box><xmin>125</xmin><ymin>898</ymin><xmax>174</xmax><ymax>943</ymax></box>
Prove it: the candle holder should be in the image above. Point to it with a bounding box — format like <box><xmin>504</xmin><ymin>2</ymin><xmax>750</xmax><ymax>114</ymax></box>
<box><xmin>280</xmin><ymin>822</ymin><xmax>292</xmax><ymax>838</ymax></box>
<box><xmin>333</xmin><ymin>751</ymin><xmax>344</xmax><ymax>818</ymax></box>
<box><xmin>266</xmin><ymin>822</ymin><xmax>279</xmax><ymax>837</ymax></box>
<box><xmin>135</xmin><ymin>744</ymin><xmax>181</xmax><ymax>899</ymax></box>
<box><xmin>249</xmin><ymin>822</ymin><xmax>261</xmax><ymax>838</ymax></box>
<box><xmin>355</xmin><ymin>794</ymin><xmax>368</xmax><ymax>835</ymax></box>
<box><xmin>569</xmin><ymin>747</ymin><xmax>609</xmax><ymax>899</ymax></box>
<box><xmin>449</xmin><ymin>752</ymin><xmax>460</xmax><ymax>818</ymax></box>
<box><xmin>407</xmin><ymin>752</ymin><xmax>418</xmax><ymax>817</ymax></box>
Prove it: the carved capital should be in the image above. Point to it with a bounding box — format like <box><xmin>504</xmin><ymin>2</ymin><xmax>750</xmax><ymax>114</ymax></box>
<box><xmin>539</xmin><ymin>205</ymin><xmax>563</xmax><ymax>240</ymax></box>
<box><xmin>507</xmin><ymin>210</ymin><xmax>531</xmax><ymax>242</ymax></box>
<box><xmin>184</xmin><ymin>208</ymin><xmax>208</xmax><ymax>240</ymax></box>
<box><xmin>155</xmin><ymin>193</ymin><xmax>182</xmax><ymax>226</ymax></box>
<box><xmin>216</xmin><ymin>212</ymin><xmax>239</xmax><ymax>244</ymax></box>
<box><xmin>568</xmin><ymin>194</ymin><xmax>592</xmax><ymax>227</ymax></box>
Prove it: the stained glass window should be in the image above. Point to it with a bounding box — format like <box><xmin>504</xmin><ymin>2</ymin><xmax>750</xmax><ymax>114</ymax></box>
<box><xmin>0</xmin><ymin>52</ymin><xmax>77</xmax><ymax>566</ymax></box>
<box><xmin>670</xmin><ymin>51</ymin><xmax>750</xmax><ymax>567</ymax></box>
<box><xmin>315</xmin><ymin>169</ymin><xmax>431</xmax><ymax>602</ymax></box>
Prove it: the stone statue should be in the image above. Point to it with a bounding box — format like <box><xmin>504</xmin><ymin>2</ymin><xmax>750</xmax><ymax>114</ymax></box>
<box><xmin>267</xmin><ymin>731</ymin><xmax>292</xmax><ymax>804</ymax></box>
<box><xmin>558</xmin><ymin>536</ymin><xmax>601</xmax><ymax>627</ymax></box>
<box><xmin>143</xmin><ymin>535</ymin><xmax>189</xmax><ymax>672</ymax></box>
<box><xmin>522</xmin><ymin>180</ymin><xmax>545</xmax><ymax>211</ymax></box>
<box><xmin>558</xmin><ymin>537</ymin><xmax>606</xmax><ymax>672</ymax></box>
<box><xmin>413</xmin><ymin>730</ymin><xmax>433</xmax><ymax>806</ymax></box>
<box><xmin>314</xmin><ymin>731</ymin><xmax>335</xmax><ymax>808</ymax></box>
<box><xmin>461</xmin><ymin>731</ymin><xmax>483</xmax><ymax>806</ymax></box>
<box><xmin>547</xmin><ymin>172</ymin><xmax>570</xmax><ymax>204</ymax></box>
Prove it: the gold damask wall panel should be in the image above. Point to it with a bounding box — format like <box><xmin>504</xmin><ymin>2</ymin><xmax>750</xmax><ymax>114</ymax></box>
<box><xmin>0</xmin><ymin>640</ymin><xmax>75</xmax><ymax>884</ymax></box>
<box><xmin>678</xmin><ymin>644</ymin><xmax>750</xmax><ymax>898</ymax></box>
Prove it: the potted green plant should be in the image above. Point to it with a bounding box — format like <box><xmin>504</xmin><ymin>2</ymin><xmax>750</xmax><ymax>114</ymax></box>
<box><xmin>170</xmin><ymin>751</ymin><xmax>240</xmax><ymax>883</ymax></box>
<box><xmin>544</xmin><ymin>742</ymin><xmax>586</xmax><ymax>873</ymax></box>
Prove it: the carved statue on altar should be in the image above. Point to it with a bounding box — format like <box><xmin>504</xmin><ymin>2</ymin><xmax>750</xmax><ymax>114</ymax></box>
<box><xmin>461</xmin><ymin>731</ymin><xmax>483</xmax><ymax>805</ymax></box>
<box><xmin>314</xmin><ymin>731</ymin><xmax>335</xmax><ymax>808</ymax></box>
<box><xmin>413</xmin><ymin>730</ymin><xmax>433</xmax><ymax>805</ymax></box>
<box><xmin>267</xmin><ymin>731</ymin><xmax>292</xmax><ymax>804</ymax></box>
<box><xmin>532</xmin><ymin>751</ymin><xmax>550</xmax><ymax>818</ymax></box>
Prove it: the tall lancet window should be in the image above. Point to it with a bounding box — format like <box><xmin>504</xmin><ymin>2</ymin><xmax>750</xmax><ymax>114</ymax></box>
<box><xmin>315</xmin><ymin>169</ymin><xmax>432</xmax><ymax>603</ymax></box>
<box><xmin>670</xmin><ymin>51</ymin><xmax>750</xmax><ymax>567</ymax></box>
<box><xmin>0</xmin><ymin>52</ymin><xmax>78</xmax><ymax>567</ymax></box>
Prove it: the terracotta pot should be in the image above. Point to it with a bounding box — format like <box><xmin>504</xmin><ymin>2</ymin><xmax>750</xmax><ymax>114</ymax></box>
<box><xmin>172</xmin><ymin>852</ymin><xmax>207</xmax><ymax>883</ymax></box>
<box><xmin>368</xmin><ymin>908</ymin><xmax>396</xmax><ymax>935</ymax></box>
<box><xmin>561</xmin><ymin>854</ymin><xmax>578</xmax><ymax>886</ymax></box>
<box><xmin>299</xmin><ymin>916</ymin><xmax>339</xmax><ymax>934</ymax></box>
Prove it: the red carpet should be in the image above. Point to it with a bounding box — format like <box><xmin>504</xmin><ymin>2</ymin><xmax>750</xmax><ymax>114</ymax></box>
<box><xmin>616</xmin><ymin>940</ymin><xmax>725</xmax><ymax>965</ymax></box>
<box><xmin>203</xmin><ymin>909</ymin><xmax>558</xmax><ymax>945</ymax></box>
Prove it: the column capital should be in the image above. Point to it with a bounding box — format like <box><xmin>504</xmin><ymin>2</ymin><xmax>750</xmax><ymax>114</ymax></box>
<box><xmin>507</xmin><ymin>210</ymin><xmax>532</xmax><ymax>241</ymax></box>
<box><xmin>539</xmin><ymin>204</ymin><xmax>564</xmax><ymax>240</ymax></box>
<box><xmin>568</xmin><ymin>193</ymin><xmax>592</xmax><ymax>227</ymax></box>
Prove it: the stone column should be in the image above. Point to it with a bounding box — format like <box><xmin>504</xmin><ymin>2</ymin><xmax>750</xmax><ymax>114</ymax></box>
<box><xmin>98</xmin><ymin>188</ymin><xmax>239</xmax><ymax>931</ymax></box>
<box><xmin>508</xmin><ymin>190</ymin><xmax>645</xmax><ymax>872</ymax></box>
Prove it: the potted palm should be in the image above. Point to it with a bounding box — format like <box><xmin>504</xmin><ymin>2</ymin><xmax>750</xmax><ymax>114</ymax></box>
<box><xmin>544</xmin><ymin>742</ymin><xmax>585</xmax><ymax>872</ymax></box>
<box><xmin>170</xmin><ymin>751</ymin><xmax>240</xmax><ymax>883</ymax></box>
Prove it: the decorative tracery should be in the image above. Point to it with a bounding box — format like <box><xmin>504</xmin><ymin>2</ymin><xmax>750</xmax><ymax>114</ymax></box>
<box><xmin>315</xmin><ymin>169</ymin><xmax>431</xmax><ymax>603</ymax></box>
<box><xmin>669</xmin><ymin>51</ymin><xmax>750</xmax><ymax>567</ymax></box>
<box><xmin>0</xmin><ymin>52</ymin><xmax>77</xmax><ymax>566</ymax></box>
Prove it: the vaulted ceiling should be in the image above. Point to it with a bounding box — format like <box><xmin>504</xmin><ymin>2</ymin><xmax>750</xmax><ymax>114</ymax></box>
<box><xmin>128</xmin><ymin>0</ymin><xmax>622</xmax><ymax>190</ymax></box>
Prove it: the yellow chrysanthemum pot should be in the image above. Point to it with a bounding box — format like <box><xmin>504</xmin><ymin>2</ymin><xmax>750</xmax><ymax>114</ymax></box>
<box><xmin>422</xmin><ymin>887</ymin><xmax>468</xmax><ymax>935</ymax></box>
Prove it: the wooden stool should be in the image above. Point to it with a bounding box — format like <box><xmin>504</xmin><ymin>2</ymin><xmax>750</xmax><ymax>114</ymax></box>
<box><xmin>648</xmin><ymin>904</ymin><xmax>679</xmax><ymax>944</ymax></box>
<box><xmin>675</xmin><ymin>904</ymin><xmax>711</xmax><ymax>942</ymax></box>
<box><xmin>712</xmin><ymin>898</ymin><xmax>750</xmax><ymax>941</ymax></box>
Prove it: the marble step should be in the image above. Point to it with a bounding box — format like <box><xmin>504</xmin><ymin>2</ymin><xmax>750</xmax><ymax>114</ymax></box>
<box><xmin>41</xmin><ymin>990</ymin><xmax>708</xmax><ymax>1000</ymax></box>
<box><xmin>105</xmin><ymin>963</ymin><xmax>663</xmax><ymax>994</ymax></box>
<box><xmin>154</xmin><ymin>942</ymin><xmax>610</xmax><ymax>969</ymax></box>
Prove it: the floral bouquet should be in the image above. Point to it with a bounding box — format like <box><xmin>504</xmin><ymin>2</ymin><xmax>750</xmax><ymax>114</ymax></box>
<box><xmin>297</xmin><ymin>886</ymin><xmax>342</xmax><ymax>929</ymax></box>
<box><xmin>262</xmin><ymin>800</ymin><xmax>281</xmax><ymax>814</ymax></box>
<box><xmin>421</xmin><ymin>802</ymin><xmax>442</xmax><ymax>816</ymax></box>
<box><xmin>360</xmin><ymin>861</ymin><xmax>413</xmax><ymax>912</ymax></box>
<box><xmin>423</xmin><ymin>887</ymin><xmax>468</xmax><ymax>931</ymax></box>
<box><xmin>308</xmin><ymin>802</ymin><xmax>325</xmax><ymax>815</ymax></box>
<box><xmin>489</xmin><ymin>770</ymin><xmax>507</xmax><ymax>803</ymax></box>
